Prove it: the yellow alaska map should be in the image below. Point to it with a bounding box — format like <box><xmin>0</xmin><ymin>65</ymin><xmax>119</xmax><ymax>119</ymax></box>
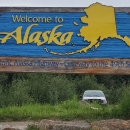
<box><xmin>49</xmin><ymin>2</ymin><xmax>130</xmax><ymax>55</ymax></box>
<box><xmin>77</xmin><ymin>3</ymin><xmax>130</xmax><ymax>53</ymax></box>
<box><xmin>11</xmin><ymin>2</ymin><xmax>128</xmax><ymax>55</ymax></box>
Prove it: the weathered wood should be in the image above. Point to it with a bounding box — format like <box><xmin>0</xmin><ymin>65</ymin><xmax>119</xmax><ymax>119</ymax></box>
<box><xmin>0</xmin><ymin>57</ymin><xmax>130</xmax><ymax>74</ymax></box>
<box><xmin>0</xmin><ymin>3</ymin><xmax>130</xmax><ymax>74</ymax></box>
<box><xmin>0</xmin><ymin>7</ymin><xmax>130</xmax><ymax>12</ymax></box>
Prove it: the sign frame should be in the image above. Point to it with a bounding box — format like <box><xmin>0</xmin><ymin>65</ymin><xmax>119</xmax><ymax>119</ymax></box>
<box><xmin>1</xmin><ymin>5</ymin><xmax>130</xmax><ymax>74</ymax></box>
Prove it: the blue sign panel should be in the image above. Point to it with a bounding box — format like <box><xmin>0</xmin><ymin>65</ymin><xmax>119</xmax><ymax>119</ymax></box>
<box><xmin>0</xmin><ymin>3</ymin><xmax>130</xmax><ymax>58</ymax></box>
<box><xmin>0</xmin><ymin>3</ymin><xmax>130</xmax><ymax>74</ymax></box>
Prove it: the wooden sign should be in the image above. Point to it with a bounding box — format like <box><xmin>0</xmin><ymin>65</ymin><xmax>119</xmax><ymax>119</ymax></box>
<box><xmin>0</xmin><ymin>3</ymin><xmax>130</xmax><ymax>74</ymax></box>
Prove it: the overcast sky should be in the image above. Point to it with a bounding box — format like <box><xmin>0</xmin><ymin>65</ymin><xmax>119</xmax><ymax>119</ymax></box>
<box><xmin>0</xmin><ymin>0</ymin><xmax>130</xmax><ymax>7</ymax></box>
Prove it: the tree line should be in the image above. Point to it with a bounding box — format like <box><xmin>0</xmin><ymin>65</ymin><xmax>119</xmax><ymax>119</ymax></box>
<box><xmin>0</xmin><ymin>73</ymin><xmax>130</xmax><ymax>107</ymax></box>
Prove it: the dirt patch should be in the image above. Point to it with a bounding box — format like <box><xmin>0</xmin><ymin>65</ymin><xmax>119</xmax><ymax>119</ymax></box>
<box><xmin>38</xmin><ymin>119</ymin><xmax>90</xmax><ymax>130</ymax></box>
<box><xmin>0</xmin><ymin>121</ymin><xmax>38</xmax><ymax>130</ymax></box>
<box><xmin>0</xmin><ymin>120</ymin><xmax>90</xmax><ymax>130</ymax></box>
<box><xmin>0</xmin><ymin>119</ymin><xmax>130</xmax><ymax>130</ymax></box>
<box><xmin>90</xmin><ymin>119</ymin><xmax>130</xmax><ymax>130</ymax></box>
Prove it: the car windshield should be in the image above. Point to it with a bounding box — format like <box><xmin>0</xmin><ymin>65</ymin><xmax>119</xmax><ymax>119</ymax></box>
<box><xmin>83</xmin><ymin>91</ymin><xmax>105</xmax><ymax>97</ymax></box>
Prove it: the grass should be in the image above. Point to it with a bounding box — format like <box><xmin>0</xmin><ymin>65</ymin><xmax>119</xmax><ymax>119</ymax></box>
<box><xmin>0</xmin><ymin>97</ymin><xmax>124</xmax><ymax>122</ymax></box>
<box><xmin>27</xmin><ymin>124</ymin><xmax>39</xmax><ymax>130</ymax></box>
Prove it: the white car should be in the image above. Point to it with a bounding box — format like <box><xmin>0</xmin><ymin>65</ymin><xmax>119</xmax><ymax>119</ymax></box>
<box><xmin>82</xmin><ymin>90</ymin><xmax>107</xmax><ymax>105</ymax></box>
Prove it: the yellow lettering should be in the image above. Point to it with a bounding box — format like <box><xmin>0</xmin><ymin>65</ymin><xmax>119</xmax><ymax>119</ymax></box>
<box><xmin>12</xmin><ymin>15</ymin><xmax>21</xmax><ymax>22</ymax></box>
<box><xmin>32</xmin><ymin>17</ymin><xmax>38</xmax><ymax>22</ymax></box>
<box><xmin>21</xmin><ymin>17</ymin><xmax>25</xmax><ymax>22</ymax></box>
<box><xmin>29</xmin><ymin>32</ymin><xmax>42</xmax><ymax>45</ymax></box>
<box><xmin>12</xmin><ymin>15</ymin><xmax>52</xmax><ymax>23</ymax></box>
<box><xmin>28</xmin><ymin>17</ymin><xmax>32</xmax><ymax>22</ymax></box>
<box><xmin>0</xmin><ymin>26</ymin><xmax>22</xmax><ymax>44</ymax></box>
<box><xmin>47</xmin><ymin>17</ymin><xmax>52</xmax><ymax>23</ymax></box>
<box><xmin>48</xmin><ymin>25</ymin><xmax>63</xmax><ymax>45</ymax></box>
<box><xmin>23</xmin><ymin>24</ymin><xmax>38</xmax><ymax>44</ymax></box>
<box><xmin>0</xmin><ymin>24</ymin><xmax>73</xmax><ymax>46</ymax></box>
<box><xmin>60</xmin><ymin>32</ymin><xmax>74</xmax><ymax>44</ymax></box>
<box><xmin>41</xmin><ymin>31</ymin><xmax>51</xmax><ymax>45</ymax></box>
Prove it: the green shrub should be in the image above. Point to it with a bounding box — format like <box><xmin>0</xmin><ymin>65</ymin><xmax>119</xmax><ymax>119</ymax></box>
<box><xmin>27</xmin><ymin>74</ymin><xmax>76</xmax><ymax>105</ymax></box>
<box><xmin>119</xmin><ymin>87</ymin><xmax>130</xmax><ymax>119</ymax></box>
<box><xmin>8</xmin><ymin>79</ymin><xmax>34</xmax><ymax>106</ymax></box>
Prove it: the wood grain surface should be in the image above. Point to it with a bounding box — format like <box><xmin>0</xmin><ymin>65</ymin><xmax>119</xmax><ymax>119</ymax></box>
<box><xmin>0</xmin><ymin>57</ymin><xmax>130</xmax><ymax>74</ymax></box>
<box><xmin>0</xmin><ymin>5</ymin><xmax>130</xmax><ymax>74</ymax></box>
<box><xmin>0</xmin><ymin>7</ymin><xmax>130</xmax><ymax>12</ymax></box>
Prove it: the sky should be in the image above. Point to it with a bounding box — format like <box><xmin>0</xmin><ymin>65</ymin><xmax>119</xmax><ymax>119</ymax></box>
<box><xmin>0</xmin><ymin>0</ymin><xmax>130</xmax><ymax>7</ymax></box>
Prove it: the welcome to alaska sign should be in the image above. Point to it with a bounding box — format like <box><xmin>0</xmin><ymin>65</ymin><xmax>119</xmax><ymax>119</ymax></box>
<box><xmin>0</xmin><ymin>3</ymin><xmax>130</xmax><ymax>74</ymax></box>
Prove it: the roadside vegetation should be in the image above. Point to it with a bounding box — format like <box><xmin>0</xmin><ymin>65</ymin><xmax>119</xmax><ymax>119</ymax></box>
<box><xmin>0</xmin><ymin>95</ymin><xmax>130</xmax><ymax>122</ymax></box>
<box><xmin>27</xmin><ymin>124</ymin><xmax>39</xmax><ymax>130</ymax></box>
<box><xmin>0</xmin><ymin>73</ymin><xmax>130</xmax><ymax>121</ymax></box>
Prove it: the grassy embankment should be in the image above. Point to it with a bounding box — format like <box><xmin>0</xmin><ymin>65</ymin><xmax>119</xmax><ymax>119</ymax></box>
<box><xmin>0</xmin><ymin>95</ymin><xmax>130</xmax><ymax>122</ymax></box>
